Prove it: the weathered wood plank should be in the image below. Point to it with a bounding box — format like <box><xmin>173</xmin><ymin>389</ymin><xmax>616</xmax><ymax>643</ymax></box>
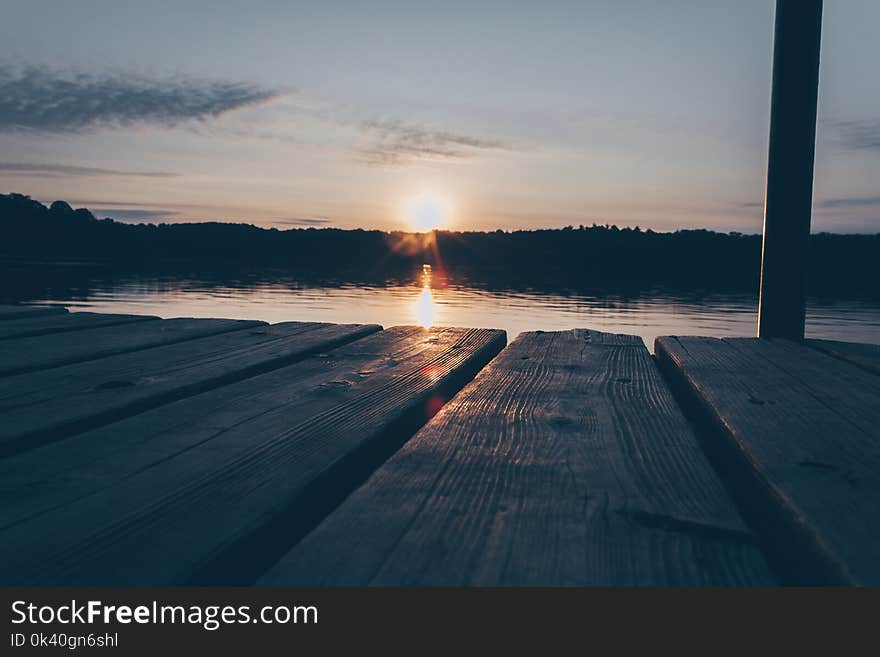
<box><xmin>0</xmin><ymin>321</ymin><xmax>380</xmax><ymax>456</ymax></box>
<box><xmin>655</xmin><ymin>336</ymin><xmax>880</xmax><ymax>585</ymax></box>
<box><xmin>0</xmin><ymin>326</ymin><xmax>506</xmax><ymax>585</ymax></box>
<box><xmin>0</xmin><ymin>311</ymin><xmax>157</xmax><ymax>341</ymax></box>
<box><xmin>0</xmin><ymin>304</ymin><xmax>67</xmax><ymax>320</ymax></box>
<box><xmin>261</xmin><ymin>329</ymin><xmax>774</xmax><ymax>586</ymax></box>
<box><xmin>806</xmin><ymin>339</ymin><xmax>880</xmax><ymax>376</ymax></box>
<box><xmin>0</xmin><ymin>317</ymin><xmax>264</xmax><ymax>376</ymax></box>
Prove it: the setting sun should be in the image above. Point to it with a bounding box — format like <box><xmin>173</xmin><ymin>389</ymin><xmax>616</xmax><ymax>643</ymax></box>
<box><xmin>404</xmin><ymin>194</ymin><xmax>451</xmax><ymax>232</ymax></box>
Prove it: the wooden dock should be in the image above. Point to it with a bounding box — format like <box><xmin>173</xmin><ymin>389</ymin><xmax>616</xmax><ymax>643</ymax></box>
<box><xmin>0</xmin><ymin>304</ymin><xmax>877</xmax><ymax>586</ymax></box>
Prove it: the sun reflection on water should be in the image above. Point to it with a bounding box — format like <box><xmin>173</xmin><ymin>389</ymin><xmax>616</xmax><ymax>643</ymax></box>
<box><xmin>24</xmin><ymin>266</ymin><xmax>880</xmax><ymax>351</ymax></box>
<box><xmin>415</xmin><ymin>264</ymin><xmax>436</xmax><ymax>328</ymax></box>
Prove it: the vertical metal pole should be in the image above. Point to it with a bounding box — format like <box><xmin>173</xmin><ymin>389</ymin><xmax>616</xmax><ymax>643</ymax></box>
<box><xmin>757</xmin><ymin>0</ymin><xmax>823</xmax><ymax>339</ymax></box>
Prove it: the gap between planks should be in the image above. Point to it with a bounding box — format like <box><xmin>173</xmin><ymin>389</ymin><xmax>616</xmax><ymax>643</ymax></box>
<box><xmin>0</xmin><ymin>316</ymin><xmax>274</xmax><ymax>376</ymax></box>
<box><xmin>260</xmin><ymin>329</ymin><xmax>774</xmax><ymax>586</ymax></box>
<box><xmin>655</xmin><ymin>335</ymin><xmax>880</xmax><ymax>585</ymax></box>
<box><xmin>0</xmin><ymin>326</ymin><xmax>506</xmax><ymax>585</ymax></box>
<box><xmin>0</xmin><ymin>311</ymin><xmax>157</xmax><ymax>341</ymax></box>
<box><xmin>0</xmin><ymin>321</ymin><xmax>381</xmax><ymax>457</ymax></box>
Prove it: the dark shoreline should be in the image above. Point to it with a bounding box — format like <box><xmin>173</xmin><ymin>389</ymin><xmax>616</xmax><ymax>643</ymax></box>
<box><xmin>3</xmin><ymin>193</ymin><xmax>879</xmax><ymax>301</ymax></box>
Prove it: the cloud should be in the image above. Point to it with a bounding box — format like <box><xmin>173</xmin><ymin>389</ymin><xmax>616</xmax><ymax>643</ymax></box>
<box><xmin>735</xmin><ymin>196</ymin><xmax>880</xmax><ymax>211</ymax></box>
<box><xmin>270</xmin><ymin>217</ymin><xmax>333</xmax><ymax>227</ymax></box>
<box><xmin>0</xmin><ymin>65</ymin><xmax>285</xmax><ymax>133</ymax></box>
<box><xmin>92</xmin><ymin>208</ymin><xmax>179</xmax><ymax>222</ymax></box>
<box><xmin>357</xmin><ymin>119</ymin><xmax>517</xmax><ymax>166</ymax></box>
<box><xmin>816</xmin><ymin>196</ymin><xmax>880</xmax><ymax>209</ymax></box>
<box><xmin>826</xmin><ymin>120</ymin><xmax>880</xmax><ymax>151</ymax></box>
<box><xmin>64</xmin><ymin>198</ymin><xmax>174</xmax><ymax>207</ymax></box>
<box><xmin>0</xmin><ymin>162</ymin><xmax>177</xmax><ymax>177</ymax></box>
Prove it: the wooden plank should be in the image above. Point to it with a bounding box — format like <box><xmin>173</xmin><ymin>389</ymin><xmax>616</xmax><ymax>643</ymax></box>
<box><xmin>0</xmin><ymin>326</ymin><xmax>506</xmax><ymax>585</ymax></box>
<box><xmin>0</xmin><ymin>321</ymin><xmax>381</xmax><ymax>457</ymax></box>
<box><xmin>0</xmin><ymin>304</ymin><xmax>67</xmax><ymax>320</ymax></box>
<box><xmin>0</xmin><ymin>317</ymin><xmax>265</xmax><ymax>376</ymax></box>
<box><xmin>806</xmin><ymin>339</ymin><xmax>880</xmax><ymax>376</ymax></box>
<box><xmin>260</xmin><ymin>329</ymin><xmax>774</xmax><ymax>586</ymax></box>
<box><xmin>655</xmin><ymin>336</ymin><xmax>880</xmax><ymax>585</ymax></box>
<box><xmin>0</xmin><ymin>311</ymin><xmax>157</xmax><ymax>341</ymax></box>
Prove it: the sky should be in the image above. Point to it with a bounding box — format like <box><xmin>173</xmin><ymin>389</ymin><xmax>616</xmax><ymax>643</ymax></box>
<box><xmin>1</xmin><ymin>0</ymin><xmax>878</xmax><ymax>233</ymax></box>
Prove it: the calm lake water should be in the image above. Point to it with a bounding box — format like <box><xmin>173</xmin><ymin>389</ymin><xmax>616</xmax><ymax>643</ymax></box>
<box><xmin>18</xmin><ymin>265</ymin><xmax>880</xmax><ymax>350</ymax></box>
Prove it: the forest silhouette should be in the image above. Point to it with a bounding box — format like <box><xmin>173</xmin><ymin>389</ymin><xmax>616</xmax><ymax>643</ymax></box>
<box><xmin>2</xmin><ymin>193</ymin><xmax>877</xmax><ymax>299</ymax></box>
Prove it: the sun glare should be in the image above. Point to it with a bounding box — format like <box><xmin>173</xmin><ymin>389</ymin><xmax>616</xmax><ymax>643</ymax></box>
<box><xmin>414</xmin><ymin>263</ymin><xmax>437</xmax><ymax>328</ymax></box>
<box><xmin>415</xmin><ymin>285</ymin><xmax>435</xmax><ymax>328</ymax></box>
<box><xmin>404</xmin><ymin>194</ymin><xmax>451</xmax><ymax>232</ymax></box>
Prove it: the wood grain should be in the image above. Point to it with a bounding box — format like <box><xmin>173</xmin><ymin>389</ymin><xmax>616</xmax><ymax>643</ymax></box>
<box><xmin>0</xmin><ymin>304</ymin><xmax>68</xmax><ymax>320</ymax></box>
<box><xmin>0</xmin><ymin>317</ymin><xmax>263</xmax><ymax>376</ymax></box>
<box><xmin>0</xmin><ymin>326</ymin><xmax>505</xmax><ymax>585</ymax></box>
<box><xmin>806</xmin><ymin>339</ymin><xmax>880</xmax><ymax>376</ymax></box>
<box><xmin>261</xmin><ymin>329</ymin><xmax>774</xmax><ymax>586</ymax></box>
<box><xmin>655</xmin><ymin>336</ymin><xmax>880</xmax><ymax>585</ymax></box>
<box><xmin>0</xmin><ymin>311</ymin><xmax>157</xmax><ymax>341</ymax></box>
<box><xmin>0</xmin><ymin>321</ymin><xmax>380</xmax><ymax>456</ymax></box>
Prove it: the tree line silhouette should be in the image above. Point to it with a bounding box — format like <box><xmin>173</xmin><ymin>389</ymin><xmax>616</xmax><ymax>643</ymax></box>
<box><xmin>2</xmin><ymin>193</ymin><xmax>877</xmax><ymax>297</ymax></box>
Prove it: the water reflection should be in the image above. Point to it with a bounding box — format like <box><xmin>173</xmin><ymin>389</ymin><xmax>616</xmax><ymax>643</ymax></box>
<box><xmin>8</xmin><ymin>264</ymin><xmax>880</xmax><ymax>350</ymax></box>
<box><xmin>414</xmin><ymin>264</ymin><xmax>436</xmax><ymax>328</ymax></box>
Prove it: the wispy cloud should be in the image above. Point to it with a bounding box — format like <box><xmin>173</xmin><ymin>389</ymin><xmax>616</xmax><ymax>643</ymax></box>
<box><xmin>64</xmin><ymin>198</ymin><xmax>177</xmax><ymax>207</ymax></box>
<box><xmin>92</xmin><ymin>208</ymin><xmax>179</xmax><ymax>222</ymax></box>
<box><xmin>357</xmin><ymin>119</ymin><xmax>518</xmax><ymax>166</ymax></box>
<box><xmin>0</xmin><ymin>162</ymin><xmax>177</xmax><ymax>177</ymax></box>
<box><xmin>735</xmin><ymin>196</ymin><xmax>880</xmax><ymax>211</ymax></box>
<box><xmin>270</xmin><ymin>217</ymin><xmax>333</xmax><ymax>227</ymax></box>
<box><xmin>825</xmin><ymin>119</ymin><xmax>880</xmax><ymax>151</ymax></box>
<box><xmin>0</xmin><ymin>65</ymin><xmax>285</xmax><ymax>133</ymax></box>
<box><xmin>816</xmin><ymin>196</ymin><xmax>880</xmax><ymax>209</ymax></box>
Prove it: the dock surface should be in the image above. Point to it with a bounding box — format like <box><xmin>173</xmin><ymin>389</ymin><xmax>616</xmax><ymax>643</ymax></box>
<box><xmin>0</xmin><ymin>304</ymin><xmax>877</xmax><ymax>586</ymax></box>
